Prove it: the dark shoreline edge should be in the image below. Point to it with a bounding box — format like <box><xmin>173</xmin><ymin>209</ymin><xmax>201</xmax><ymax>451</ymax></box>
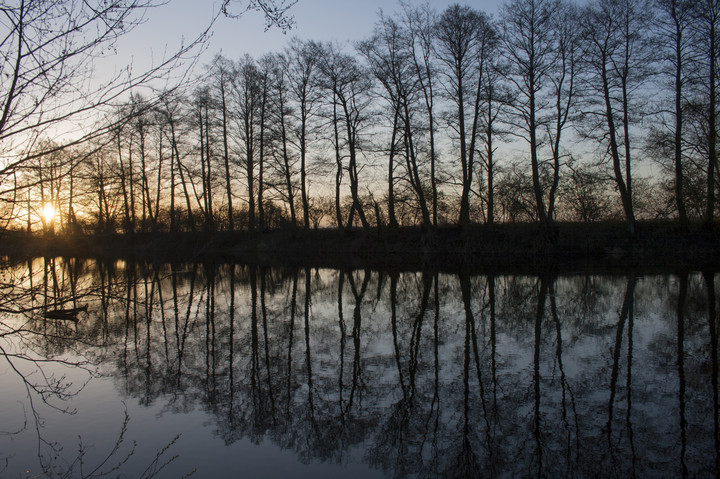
<box><xmin>1</xmin><ymin>221</ymin><xmax>719</xmax><ymax>274</ymax></box>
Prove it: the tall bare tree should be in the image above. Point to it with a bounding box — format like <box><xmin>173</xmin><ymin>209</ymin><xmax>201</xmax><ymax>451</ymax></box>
<box><xmin>360</xmin><ymin>13</ymin><xmax>432</xmax><ymax>227</ymax></box>
<box><xmin>284</xmin><ymin>39</ymin><xmax>322</xmax><ymax>229</ymax></box>
<box><xmin>435</xmin><ymin>4</ymin><xmax>495</xmax><ymax>228</ymax></box>
<box><xmin>692</xmin><ymin>0</ymin><xmax>720</xmax><ymax>229</ymax></box>
<box><xmin>268</xmin><ymin>54</ymin><xmax>298</xmax><ymax>226</ymax></box>
<box><xmin>546</xmin><ymin>2</ymin><xmax>580</xmax><ymax>224</ymax></box>
<box><xmin>501</xmin><ymin>0</ymin><xmax>561</xmax><ymax>233</ymax></box>
<box><xmin>654</xmin><ymin>0</ymin><xmax>695</xmax><ymax>229</ymax></box>
<box><xmin>318</xmin><ymin>43</ymin><xmax>372</xmax><ymax>231</ymax></box>
<box><xmin>194</xmin><ymin>87</ymin><xmax>216</xmax><ymax>232</ymax></box>
<box><xmin>403</xmin><ymin>2</ymin><xmax>441</xmax><ymax>227</ymax></box>
<box><xmin>211</xmin><ymin>56</ymin><xmax>237</xmax><ymax>232</ymax></box>
<box><xmin>234</xmin><ymin>56</ymin><xmax>261</xmax><ymax>233</ymax></box>
<box><xmin>581</xmin><ymin>0</ymin><xmax>655</xmax><ymax>235</ymax></box>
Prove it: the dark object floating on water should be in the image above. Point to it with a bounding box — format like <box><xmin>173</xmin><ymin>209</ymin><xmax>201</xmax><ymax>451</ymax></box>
<box><xmin>44</xmin><ymin>304</ymin><xmax>88</xmax><ymax>320</ymax></box>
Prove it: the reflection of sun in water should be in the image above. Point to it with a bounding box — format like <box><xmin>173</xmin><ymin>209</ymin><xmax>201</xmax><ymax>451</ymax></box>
<box><xmin>42</xmin><ymin>204</ymin><xmax>55</xmax><ymax>223</ymax></box>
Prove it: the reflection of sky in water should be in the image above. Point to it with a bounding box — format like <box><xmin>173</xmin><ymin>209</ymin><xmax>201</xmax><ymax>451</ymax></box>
<box><xmin>0</xmin><ymin>260</ymin><xmax>717</xmax><ymax>478</ymax></box>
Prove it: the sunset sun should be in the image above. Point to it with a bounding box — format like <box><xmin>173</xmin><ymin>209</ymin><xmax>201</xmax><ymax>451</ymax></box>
<box><xmin>41</xmin><ymin>204</ymin><xmax>55</xmax><ymax>223</ymax></box>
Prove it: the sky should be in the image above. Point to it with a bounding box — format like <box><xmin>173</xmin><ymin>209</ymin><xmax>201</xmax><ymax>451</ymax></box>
<box><xmin>115</xmin><ymin>0</ymin><xmax>503</xmax><ymax>75</ymax></box>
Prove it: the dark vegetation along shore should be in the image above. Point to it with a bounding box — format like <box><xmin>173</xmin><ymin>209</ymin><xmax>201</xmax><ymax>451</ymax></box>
<box><xmin>2</xmin><ymin>221</ymin><xmax>719</xmax><ymax>274</ymax></box>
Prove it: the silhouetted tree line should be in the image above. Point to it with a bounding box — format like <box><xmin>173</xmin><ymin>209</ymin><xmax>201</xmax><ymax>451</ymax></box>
<box><xmin>5</xmin><ymin>0</ymin><xmax>720</xmax><ymax>235</ymax></box>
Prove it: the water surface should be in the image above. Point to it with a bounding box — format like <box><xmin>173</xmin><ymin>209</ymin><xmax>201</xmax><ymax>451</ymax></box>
<box><xmin>0</xmin><ymin>258</ymin><xmax>717</xmax><ymax>478</ymax></box>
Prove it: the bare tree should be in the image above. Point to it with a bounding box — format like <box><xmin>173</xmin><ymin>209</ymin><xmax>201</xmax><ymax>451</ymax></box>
<box><xmin>234</xmin><ymin>56</ymin><xmax>261</xmax><ymax>232</ymax></box>
<box><xmin>501</xmin><ymin>0</ymin><xmax>566</xmax><ymax>234</ymax></box>
<box><xmin>360</xmin><ymin>12</ymin><xmax>432</xmax><ymax>227</ymax></box>
<box><xmin>193</xmin><ymin>87</ymin><xmax>216</xmax><ymax>232</ymax></box>
<box><xmin>403</xmin><ymin>2</ymin><xmax>441</xmax><ymax>227</ymax></box>
<box><xmin>0</xmin><ymin>1</ymin><xmax>213</xmax><ymax>217</ymax></box>
<box><xmin>545</xmin><ymin>2</ymin><xmax>580</xmax><ymax>224</ymax></box>
<box><xmin>580</xmin><ymin>0</ymin><xmax>655</xmax><ymax>235</ymax></box>
<box><xmin>156</xmin><ymin>91</ymin><xmax>197</xmax><ymax>233</ymax></box>
<box><xmin>477</xmin><ymin>56</ymin><xmax>508</xmax><ymax>226</ymax></box>
<box><xmin>653</xmin><ymin>0</ymin><xmax>696</xmax><ymax>229</ymax></box>
<box><xmin>691</xmin><ymin>0</ymin><xmax>720</xmax><ymax>229</ymax></box>
<box><xmin>435</xmin><ymin>4</ymin><xmax>495</xmax><ymax>228</ymax></box>
<box><xmin>211</xmin><ymin>56</ymin><xmax>238</xmax><ymax>232</ymax></box>
<box><xmin>284</xmin><ymin>39</ymin><xmax>322</xmax><ymax>229</ymax></box>
<box><xmin>318</xmin><ymin>43</ymin><xmax>372</xmax><ymax>231</ymax></box>
<box><xmin>268</xmin><ymin>54</ymin><xmax>298</xmax><ymax>226</ymax></box>
<box><xmin>0</xmin><ymin>0</ymin><xmax>296</xmax><ymax>232</ymax></box>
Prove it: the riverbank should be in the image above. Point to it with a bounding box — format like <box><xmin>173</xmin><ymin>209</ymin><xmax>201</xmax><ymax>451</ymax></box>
<box><xmin>1</xmin><ymin>221</ymin><xmax>718</xmax><ymax>273</ymax></box>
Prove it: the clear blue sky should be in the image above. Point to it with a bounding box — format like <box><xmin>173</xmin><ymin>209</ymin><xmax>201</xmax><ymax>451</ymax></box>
<box><xmin>117</xmin><ymin>0</ymin><xmax>503</xmax><ymax>72</ymax></box>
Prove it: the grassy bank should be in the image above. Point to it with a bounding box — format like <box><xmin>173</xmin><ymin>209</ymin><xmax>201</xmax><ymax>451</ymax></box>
<box><xmin>1</xmin><ymin>221</ymin><xmax>718</xmax><ymax>273</ymax></box>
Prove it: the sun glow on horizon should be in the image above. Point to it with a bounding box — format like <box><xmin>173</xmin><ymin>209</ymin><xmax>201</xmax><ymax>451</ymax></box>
<box><xmin>41</xmin><ymin>204</ymin><xmax>55</xmax><ymax>224</ymax></box>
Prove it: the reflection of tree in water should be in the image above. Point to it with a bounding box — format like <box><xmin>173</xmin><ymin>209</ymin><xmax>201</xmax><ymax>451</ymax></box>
<box><xmin>2</xmin><ymin>258</ymin><xmax>720</xmax><ymax>477</ymax></box>
<box><xmin>0</xmin><ymin>257</ymin><xmax>188</xmax><ymax>477</ymax></box>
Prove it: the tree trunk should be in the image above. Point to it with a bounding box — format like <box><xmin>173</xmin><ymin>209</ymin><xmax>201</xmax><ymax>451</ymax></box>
<box><xmin>280</xmin><ymin>94</ymin><xmax>296</xmax><ymax>226</ymax></box>
<box><xmin>672</xmin><ymin>0</ymin><xmax>688</xmax><ymax>229</ymax></box>
<box><xmin>602</xmin><ymin>57</ymin><xmax>636</xmax><ymax>235</ymax></box>
<box><xmin>300</xmin><ymin>106</ymin><xmax>310</xmax><ymax>229</ymax></box>
<box><xmin>221</xmin><ymin>80</ymin><xmax>234</xmax><ymax>232</ymax></box>
<box><xmin>705</xmin><ymin>4</ymin><xmax>718</xmax><ymax>230</ymax></box>
<box><xmin>388</xmin><ymin>108</ymin><xmax>400</xmax><ymax>229</ymax></box>
<box><xmin>204</xmin><ymin>103</ymin><xmax>214</xmax><ymax>232</ymax></box>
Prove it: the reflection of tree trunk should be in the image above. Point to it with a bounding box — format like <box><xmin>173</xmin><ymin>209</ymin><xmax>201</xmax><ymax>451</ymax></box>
<box><xmin>534</xmin><ymin>277</ymin><xmax>548</xmax><ymax>477</ymax></box>
<box><xmin>461</xmin><ymin>274</ymin><xmax>489</xmax><ymax>442</ymax></box>
<box><xmin>285</xmin><ymin>270</ymin><xmax>298</xmax><ymax>414</ymax></box>
<box><xmin>459</xmin><ymin>273</ymin><xmax>480</xmax><ymax>477</ymax></box>
<box><xmin>409</xmin><ymin>273</ymin><xmax>431</xmax><ymax>397</ymax></box>
<box><xmin>345</xmin><ymin>270</ymin><xmax>369</xmax><ymax>413</ymax></box>
<box><xmin>705</xmin><ymin>271</ymin><xmax>719</xmax><ymax>472</ymax></box>
<box><xmin>607</xmin><ymin>273</ymin><xmax>636</xmax><ymax>474</ymax></box>
<box><xmin>144</xmin><ymin>265</ymin><xmax>155</xmax><ymax>402</ymax></box>
<box><xmin>228</xmin><ymin>265</ymin><xmax>236</xmax><ymax>422</ymax></box>
<box><xmin>122</xmin><ymin>263</ymin><xmax>137</xmax><ymax>393</ymax></box>
<box><xmin>550</xmin><ymin>279</ymin><xmax>580</xmax><ymax>466</ymax></box>
<box><xmin>42</xmin><ymin>257</ymin><xmax>49</xmax><ymax>316</ymax></box>
<box><xmin>260</xmin><ymin>269</ymin><xmax>276</xmax><ymax>425</ymax></box>
<box><xmin>205</xmin><ymin>265</ymin><xmax>217</xmax><ymax>404</ymax></box>
<box><xmin>487</xmin><ymin>274</ymin><xmax>498</xmax><ymax>474</ymax></box>
<box><xmin>172</xmin><ymin>264</ymin><xmax>197</xmax><ymax>389</ymax></box>
<box><xmin>676</xmin><ymin>272</ymin><xmax>688</xmax><ymax>477</ymax></box>
<box><xmin>155</xmin><ymin>266</ymin><xmax>169</xmax><ymax>364</ymax></box>
<box><xmin>250</xmin><ymin>267</ymin><xmax>261</xmax><ymax>422</ymax></box>
<box><xmin>98</xmin><ymin>260</ymin><xmax>111</xmax><ymax>341</ymax></box>
<box><xmin>305</xmin><ymin>267</ymin><xmax>316</xmax><ymax>424</ymax></box>
<box><xmin>390</xmin><ymin>273</ymin><xmax>406</xmax><ymax>401</ymax></box>
<box><xmin>68</xmin><ymin>258</ymin><xmax>80</xmax><ymax>323</ymax></box>
<box><xmin>625</xmin><ymin>277</ymin><xmax>636</xmax><ymax>476</ymax></box>
<box><xmin>489</xmin><ymin>275</ymin><xmax>497</xmax><ymax>411</ymax></box>
<box><xmin>338</xmin><ymin>271</ymin><xmax>346</xmax><ymax>421</ymax></box>
<box><xmin>427</xmin><ymin>273</ymin><xmax>441</xmax><ymax>456</ymax></box>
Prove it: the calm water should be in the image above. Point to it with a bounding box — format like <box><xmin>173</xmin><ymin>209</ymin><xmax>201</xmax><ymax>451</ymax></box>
<box><xmin>0</xmin><ymin>258</ymin><xmax>718</xmax><ymax>478</ymax></box>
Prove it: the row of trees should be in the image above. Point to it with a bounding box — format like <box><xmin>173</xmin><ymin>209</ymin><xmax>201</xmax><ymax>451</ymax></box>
<box><xmin>5</xmin><ymin>0</ymin><xmax>720</xmax><ymax>234</ymax></box>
